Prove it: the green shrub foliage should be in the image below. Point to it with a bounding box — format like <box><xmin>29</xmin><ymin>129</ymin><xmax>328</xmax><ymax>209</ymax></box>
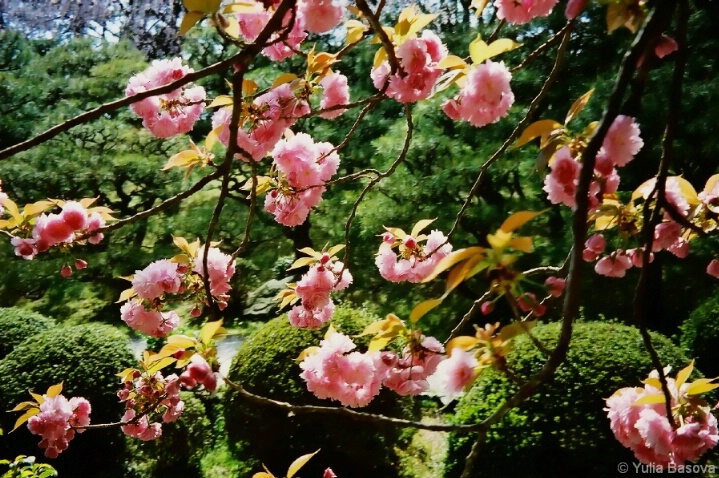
<box><xmin>126</xmin><ymin>392</ymin><xmax>213</xmax><ymax>478</ymax></box>
<box><xmin>0</xmin><ymin>307</ymin><xmax>56</xmax><ymax>359</ymax></box>
<box><xmin>224</xmin><ymin>306</ymin><xmax>417</xmax><ymax>477</ymax></box>
<box><xmin>445</xmin><ymin>321</ymin><xmax>690</xmax><ymax>478</ymax></box>
<box><xmin>680</xmin><ymin>294</ymin><xmax>719</xmax><ymax>377</ymax></box>
<box><xmin>0</xmin><ymin>323</ymin><xmax>135</xmax><ymax>477</ymax></box>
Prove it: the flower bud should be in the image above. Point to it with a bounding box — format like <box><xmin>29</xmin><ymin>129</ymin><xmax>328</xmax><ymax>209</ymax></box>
<box><xmin>61</xmin><ymin>265</ymin><xmax>73</xmax><ymax>278</ymax></box>
<box><xmin>75</xmin><ymin>259</ymin><xmax>88</xmax><ymax>270</ymax></box>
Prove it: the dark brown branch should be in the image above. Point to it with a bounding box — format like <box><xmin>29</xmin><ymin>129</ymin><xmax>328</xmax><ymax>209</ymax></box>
<box><xmin>355</xmin><ymin>0</ymin><xmax>400</xmax><ymax>72</ymax></box>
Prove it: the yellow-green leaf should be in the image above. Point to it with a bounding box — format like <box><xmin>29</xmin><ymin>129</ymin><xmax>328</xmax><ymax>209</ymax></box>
<box><xmin>437</xmin><ymin>55</ymin><xmax>467</xmax><ymax>70</ymax></box>
<box><xmin>358</xmin><ymin>314</ymin><xmax>404</xmax><ymax>337</ymax></box>
<box><xmin>29</xmin><ymin>392</ymin><xmax>44</xmax><ymax>405</ymax></box>
<box><xmin>498</xmin><ymin>320</ymin><xmax>537</xmax><ymax>341</ymax></box>
<box><xmin>674</xmin><ymin>177</ymin><xmax>699</xmax><ymax>205</ymax></box>
<box><xmin>327</xmin><ymin>244</ymin><xmax>345</xmax><ymax>257</ymax></box>
<box><xmin>632</xmin><ymin>393</ymin><xmax>666</xmax><ymax>406</ymax></box>
<box><xmin>675</xmin><ymin>360</ymin><xmax>694</xmax><ymax>389</ymax></box>
<box><xmin>252</xmin><ymin>473</ymin><xmax>275</xmax><ymax>478</ymax></box>
<box><xmin>46</xmin><ymin>382</ymin><xmax>63</xmax><ymax>398</ymax></box>
<box><xmin>410</xmin><ymin>298</ymin><xmax>443</xmax><ymax>323</ymax></box>
<box><xmin>507</xmin><ymin>236</ymin><xmax>533</xmax><ymax>253</ymax></box>
<box><xmin>373</xmin><ymin>47</ymin><xmax>388</xmax><ymax>69</ymax></box>
<box><xmin>368</xmin><ymin>335</ymin><xmax>394</xmax><ymax>353</ymax></box>
<box><xmin>1</xmin><ymin>198</ymin><xmax>22</xmax><ymax>223</ymax></box>
<box><xmin>422</xmin><ymin>247</ymin><xmax>485</xmax><ymax>283</ymax></box>
<box><xmin>272</xmin><ymin>73</ymin><xmax>298</xmax><ymax>89</ymax></box>
<box><xmin>288</xmin><ymin>257</ymin><xmax>316</xmax><ymax>270</ymax></box>
<box><xmin>345</xmin><ymin>20</ymin><xmax>366</xmax><ymax>45</ymax></box>
<box><xmin>445</xmin><ymin>260</ymin><xmax>469</xmax><ymax>293</ymax></box>
<box><xmin>9</xmin><ymin>402</ymin><xmax>39</xmax><ymax>412</ymax></box>
<box><xmin>500</xmin><ymin>210</ymin><xmax>544</xmax><ymax>233</ymax></box>
<box><xmin>224</xmin><ymin>15</ymin><xmax>241</xmax><ymax>38</ymax></box>
<box><xmin>642</xmin><ymin>377</ymin><xmax>662</xmax><ymax>389</ymax></box>
<box><xmin>208</xmin><ymin>95</ymin><xmax>234</xmax><ymax>108</ymax></box>
<box><xmin>167</xmin><ymin>335</ymin><xmax>199</xmax><ymax>349</ymax></box>
<box><xmin>565</xmin><ymin>88</ymin><xmax>594</xmax><ymax>124</ymax></box>
<box><xmin>287</xmin><ymin>450</ymin><xmax>319</xmax><ymax>478</ymax></box>
<box><xmin>206</xmin><ymin>126</ymin><xmax>223</xmax><ymax>151</ymax></box>
<box><xmin>183</xmin><ymin>0</ymin><xmax>221</xmax><ymax>13</ymax></box>
<box><xmin>147</xmin><ymin>356</ymin><xmax>176</xmax><ymax>374</ymax></box>
<box><xmin>686</xmin><ymin>382</ymin><xmax>719</xmax><ymax>396</ymax></box>
<box><xmin>200</xmin><ymin>319</ymin><xmax>225</xmax><ymax>345</ymax></box>
<box><xmin>163</xmin><ymin>150</ymin><xmax>201</xmax><ymax>171</ymax></box>
<box><xmin>511</xmin><ymin>120</ymin><xmax>563</xmax><ymax>150</ymax></box>
<box><xmin>487</xmin><ymin>229</ymin><xmax>512</xmax><ymax>250</ymax></box>
<box><xmin>411</xmin><ymin>218</ymin><xmax>436</xmax><ymax>237</ymax></box>
<box><xmin>179</xmin><ymin>11</ymin><xmax>205</xmax><ymax>36</ymax></box>
<box><xmin>298</xmin><ymin>247</ymin><xmax>322</xmax><ymax>259</ymax></box>
<box><xmin>446</xmin><ymin>336</ymin><xmax>479</xmax><ymax>356</ymax></box>
<box><xmin>11</xmin><ymin>409</ymin><xmax>39</xmax><ymax>433</ymax></box>
<box><xmin>23</xmin><ymin>200</ymin><xmax>53</xmax><ymax>217</ymax></box>
<box><xmin>469</xmin><ymin>36</ymin><xmax>522</xmax><ymax>65</ymax></box>
<box><xmin>297</xmin><ymin>346</ymin><xmax>320</xmax><ymax>361</ymax></box>
<box><xmin>116</xmin><ymin>288</ymin><xmax>136</xmax><ymax>303</ymax></box>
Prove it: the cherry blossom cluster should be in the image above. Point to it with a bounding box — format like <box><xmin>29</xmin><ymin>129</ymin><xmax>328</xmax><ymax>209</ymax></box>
<box><xmin>300</xmin><ymin>328</ymin><xmax>479</xmax><ymax>407</ymax></box>
<box><xmin>120</xmin><ymin>246</ymin><xmax>236</xmax><ymax>337</ymax></box>
<box><xmin>443</xmin><ymin>60</ymin><xmax>515</xmax><ymax>127</ymax></box>
<box><xmin>371</xmin><ymin>30</ymin><xmax>448</xmax><ymax>103</ymax></box>
<box><xmin>233</xmin><ymin>0</ymin><xmax>343</xmax><ymax>62</ymax></box>
<box><xmin>289</xmin><ymin>254</ymin><xmax>352</xmax><ymax>329</ymax></box>
<box><xmin>318</xmin><ymin>71</ymin><xmax>350</xmax><ymax>119</ymax></box>
<box><xmin>494</xmin><ymin>0</ymin><xmax>559</xmax><ymax>25</ymax></box>
<box><xmin>545</xmin><ymin>115</ymin><xmax>643</xmax><ymax>211</ymax></box>
<box><xmin>376</xmin><ymin>229</ymin><xmax>452</xmax><ymax>283</ymax></box>
<box><xmin>179</xmin><ymin>354</ymin><xmax>219</xmax><ymax>392</ymax></box>
<box><xmin>118</xmin><ymin>371</ymin><xmax>184</xmax><ymax>441</ymax></box>
<box><xmin>126</xmin><ymin>58</ymin><xmax>206</xmax><ymax>138</ymax></box>
<box><xmin>27</xmin><ymin>394</ymin><xmax>91</xmax><ymax>458</ymax></box>
<box><xmin>606</xmin><ymin>368</ymin><xmax>719</xmax><ymax>466</ymax></box>
<box><xmin>10</xmin><ymin>201</ymin><xmax>106</xmax><ymax>276</ymax></box>
<box><xmin>212</xmin><ymin>83</ymin><xmax>310</xmax><ymax>162</ymax></box>
<box><xmin>265</xmin><ymin>133</ymin><xmax>340</xmax><ymax>227</ymax></box>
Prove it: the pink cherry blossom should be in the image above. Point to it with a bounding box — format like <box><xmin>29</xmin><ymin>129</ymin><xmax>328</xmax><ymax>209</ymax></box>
<box><xmin>372</xmin><ymin>31</ymin><xmax>447</xmax><ymax>103</ymax></box>
<box><xmin>381</xmin><ymin>336</ymin><xmax>445</xmax><ymax>396</ymax></box>
<box><xmin>126</xmin><ymin>58</ymin><xmax>206</xmax><ymax>138</ymax></box>
<box><xmin>11</xmin><ymin>237</ymin><xmax>37</xmax><ymax>260</ymax></box>
<box><xmin>121</xmin><ymin>410</ymin><xmax>162</xmax><ymax>441</ymax></box>
<box><xmin>193</xmin><ymin>247</ymin><xmax>236</xmax><ymax>297</ymax></box>
<box><xmin>545</xmin><ymin>276</ymin><xmax>566</xmax><ymax>297</ymax></box>
<box><xmin>27</xmin><ymin>394</ymin><xmax>91</xmax><ymax>458</ymax></box>
<box><xmin>655</xmin><ymin>35</ymin><xmax>679</xmax><ymax>59</ymax></box>
<box><xmin>627</xmin><ymin>248</ymin><xmax>654</xmax><ymax>268</ymax></box>
<box><xmin>565</xmin><ymin>0</ymin><xmax>587</xmax><ymax>19</ymax></box>
<box><xmin>443</xmin><ymin>60</ymin><xmax>514</xmax><ymax>127</ymax></box>
<box><xmin>595</xmin><ymin>251</ymin><xmax>632</xmax><ymax>278</ymax></box>
<box><xmin>707</xmin><ymin>260</ymin><xmax>719</xmax><ymax>278</ymax></box>
<box><xmin>120</xmin><ymin>300</ymin><xmax>179</xmax><ymax>338</ymax></box>
<box><xmin>180</xmin><ymin>354</ymin><xmax>219</xmax><ymax>392</ymax></box>
<box><xmin>299</xmin><ymin>0</ymin><xmax>343</xmax><ymax>33</ymax></box>
<box><xmin>494</xmin><ymin>0</ymin><xmax>559</xmax><ymax>25</ymax></box>
<box><xmin>0</xmin><ymin>179</ymin><xmax>7</xmax><ymax>216</ymax></box>
<box><xmin>319</xmin><ymin>72</ymin><xmax>350</xmax><ymax>119</ymax></box>
<box><xmin>376</xmin><ymin>229</ymin><xmax>452</xmax><ymax>283</ymax></box>
<box><xmin>544</xmin><ymin>147</ymin><xmax>579</xmax><ymax>208</ymax></box>
<box><xmin>426</xmin><ymin>348</ymin><xmax>479</xmax><ymax>403</ymax></box>
<box><xmin>600</xmin><ymin>115</ymin><xmax>644</xmax><ymax>167</ymax></box>
<box><xmin>132</xmin><ymin>259</ymin><xmax>182</xmax><ymax>300</ymax></box>
<box><xmin>60</xmin><ymin>201</ymin><xmax>88</xmax><ymax>231</ymax></box>
<box><xmin>299</xmin><ymin>331</ymin><xmax>381</xmax><ymax>407</ymax></box>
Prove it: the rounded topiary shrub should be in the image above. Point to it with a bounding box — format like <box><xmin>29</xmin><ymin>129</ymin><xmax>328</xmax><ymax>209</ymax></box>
<box><xmin>0</xmin><ymin>307</ymin><xmax>56</xmax><ymax>359</ymax></box>
<box><xmin>681</xmin><ymin>294</ymin><xmax>719</xmax><ymax>377</ymax></box>
<box><xmin>445</xmin><ymin>320</ymin><xmax>690</xmax><ymax>478</ymax></box>
<box><xmin>0</xmin><ymin>323</ymin><xmax>135</xmax><ymax>477</ymax></box>
<box><xmin>224</xmin><ymin>306</ymin><xmax>417</xmax><ymax>477</ymax></box>
<box><xmin>126</xmin><ymin>391</ymin><xmax>213</xmax><ymax>478</ymax></box>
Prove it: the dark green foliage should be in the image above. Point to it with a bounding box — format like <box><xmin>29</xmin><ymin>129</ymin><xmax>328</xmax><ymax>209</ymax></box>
<box><xmin>126</xmin><ymin>392</ymin><xmax>213</xmax><ymax>478</ymax></box>
<box><xmin>224</xmin><ymin>306</ymin><xmax>417</xmax><ymax>477</ymax></box>
<box><xmin>0</xmin><ymin>324</ymin><xmax>135</xmax><ymax>477</ymax></box>
<box><xmin>680</xmin><ymin>293</ymin><xmax>719</xmax><ymax>377</ymax></box>
<box><xmin>0</xmin><ymin>307</ymin><xmax>56</xmax><ymax>359</ymax></box>
<box><xmin>445</xmin><ymin>321</ymin><xmax>689</xmax><ymax>478</ymax></box>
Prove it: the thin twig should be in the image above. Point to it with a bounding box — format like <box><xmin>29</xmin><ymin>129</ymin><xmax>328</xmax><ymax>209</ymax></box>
<box><xmin>510</xmin><ymin>22</ymin><xmax>573</xmax><ymax>73</ymax></box>
<box><xmin>232</xmin><ymin>161</ymin><xmax>259</xmax><ymax>261</ymax></box>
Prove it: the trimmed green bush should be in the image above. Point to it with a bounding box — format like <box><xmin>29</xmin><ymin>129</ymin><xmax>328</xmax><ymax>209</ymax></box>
<box><xmin>126</xmin><ymin>392</ymin><xmax>213</xmax><ymax>478</ymax></box>
<box><xmin>445</xmin><ymin>321</ymin><xmax>690</xmax><ymax>478</ymax></box>
<box><xmin>681</xmin><ymin>294</ymin><xmax>719</xmax><ymax>377</ymax></box>
<box><xmin>0</xmin><ymin>307</ymin><xmax>56</xmax><ymax>358</ymax></box>
<box><xmin>224</xmin><ymin>306</ymin><xmax>417</xmax><ymax>477</ymax></box>
<box><xmin>0</xmin><ymin>323</ymin><xmax>135</xmax><ymax>477</ymax></box>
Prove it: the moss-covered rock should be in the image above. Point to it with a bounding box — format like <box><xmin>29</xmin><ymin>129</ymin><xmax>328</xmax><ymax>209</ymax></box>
<box><xmin>0</xmin><ymin>323</ymin><xmax>135</xmax><ymax>477</ymax></box>
<box><xmin>445</xmin><ymin>321</ymin><xmax>690</xmax><ymax>477</ymax></box>
<box><xmin>0</xmin><ymin>307</ymin><xmax>56</xmax><ymax>359</ymax></box>
<box><xmin>224</xmin><ymin>306</ymin><xmax>417</xmax><ymax>477</ymax></box>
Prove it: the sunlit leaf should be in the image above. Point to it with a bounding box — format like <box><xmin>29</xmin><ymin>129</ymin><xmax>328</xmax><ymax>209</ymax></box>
<box><xmin>345</xmin><ymin>19</ymin><xmax>366</xmax><ymax>45</ymax></box>
<box><xmin>512</xmin><ymin>120</ymin><xmax>563</xmax><ymax>150</ymax></box>
<box><xmin>208</xmin><ymin>95</ymin><xmax>233</xmax><ymax>108</ymax></box>
<box><xmin>288</xmin><ymin>257</ymin><xmax>316</xmax><ymax>270</ymax></box>
<box><xmin>147</xmin><ymin>356</ymin><xmax>176</xmax><ymax>374</ymax></box>
<box><xmin>565</xmin><ymin>88</ymin><xmax>594</xmax><ymax>124</ymax></box>
<box><xmin>675</xmin><ymin>360</ymin><xmax>694</xmax><ymax>389</ymax></box>
<box><xmin>410</xmin><ymin>298</ymin><xmax>443</xmax><ymax>323</ymax></box>
<box><xmin>500</xmin><ymin>210</ymin><xmax>543</xmax><ymax>233</ymax></box>
<box><xmin>298</xmin><ymin>247</ymin><xmax>322</xmax><ymax>259</ymax></box>
<box><xmin>1</xmin><ymin>198</ymin><xmax>22</xmax><ymax>224</ymax></box>
<box><xmin>167</xmin><ymin>335</ymin><xmax>199</xmax><ymax>349</ymax></box>
<box><xmin>179</xmin><ymin>11</ymin><xmax>205</xmax><ymax>36</ymax></box>
<box><xmin>163</xmin><ymin>150</ymin><xmax>200</xmax><ymax>171</ymax></box>
<box><xmin>446</xmin><ymin>336</ymin><xmax>478</xmax><ymax>356</ymax></box>
<box><xmin>206</xmin><ymin>126</ymin><xmax>223</xmax><ymax>151</ymax></box>
<box><xmin>11</xmin><ymin>409</ymin><xmax>39</xmax><ymax>433</ymax></box>
<box><xmin>223</xmin><ymin>1</ymin><xmax>261</xmax><ymax>13</ymax></box>
<box><xmin>9</xmin><ymin>402</ymin><xmax>39</xmax><ymax>412</ymax></box>
<box><xmin>411</xmin><ymin>218</ymin><xmax>436</xmax><ymax>237</ymax></box>
<box><xmin>200</xmin><ymin>319</ymin><xmax>225</xmax><ymax>345</ymax></box>
<box><xmin>22</xmin><ymin>200</ymin><xmax>53</xmax><ymax>217</ymax></box>
<box><xmin>183</xmin><ymin>0</ymin><xmax>221</xmax><ymax>13</ymax></box>
<box><xmin>327</xmin><ymin>244</ymin><xmax>345</xmax><ymax>257</ymax></box>
<box><xmin>498</xmin><ymin>320</ymin><xmax>537</xmax><ymax>341</ymax></box>
<box><xmin>686</xmin><ymin>382</ymin><xmax>719</xmax><ymax>396</ymax></box>
<box><xmin>287</xmin><ymin>450</ymin><xmax>319</xmax><ymax>478</ymax></box>
<box><xmin>507</xmin><ymin>236</ymin><xmax>533</xmax><ymax>253</ymax></box>
<box><xmin>224</xmin><ymin>15</ymin><xmax>241</xmax><ymax>38</ymax></box>
<box><xmin>116</xmin><ymin>288</ymin><xmax>136</xmax><ymax>303</ymax></box>
<box><xmin>29</xmin><ymin>392</ymin><xmax>44</xmax><ymax>405</ymax></box>
<box><xmin>469</xmin><ymin>36</ymin><xmax>522</xmax><ymax>65</ymax></box>
<box><xmin>373</xmin><ymin>47</ymin><xmax>388</xmax><ymax>69</ymax></box>
<box><xmin>632</xmin><ymin>393</ymin><xmax>666</xmax><ymax>406</ymax></box>
<box><xmin>368</xmin><ymin>335</ymin><xmax>394</xmax><ymax>353</ymax></box>
<box><xmin>422</xmin><ymin>247</ymin><xmax>485</xmax><ymax>283</ymax></box>
<box><xmin>46</xmin><ymin>383</ymin><xmax>62</xmax><ymax>398</ymax></box>
<box><xmin>272</xmin><ymin>73</ymin><xmax>298</xmax><ymax>89</ymax></box>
